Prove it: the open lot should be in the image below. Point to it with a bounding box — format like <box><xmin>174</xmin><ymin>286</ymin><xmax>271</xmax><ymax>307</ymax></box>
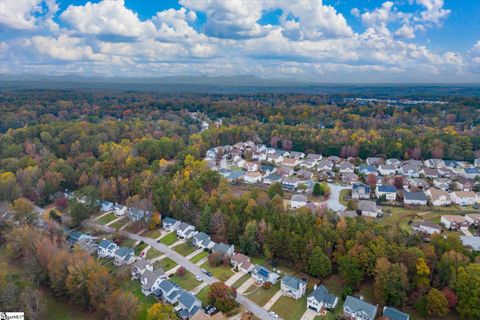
<box><xmin>232</xmin><ymin>273</ymin><xmax>251</xmax><ymax>289</ymax></box>
<box><xmin>142</xmin><ymin>229</ymin><xmax>162</xmax><ymax>239</ymax></box>
<box><xmin>110</xmin><ymin>217</ymin><xmax>129</xmax><ymax>229</ymax></box>
<box><xmin>159</xmin><ymin>232</ymin><xmax>177</xmax><ymax>246</ymax></box>
<box><xmin>200</xmin><ymin>261</ymin><xmax>235</xmax><ymax>282</ymax></box>
<box><xmin>145</xmin><ymin>248</ymin><xmax>163</xmax><ymax>260</ymax></box>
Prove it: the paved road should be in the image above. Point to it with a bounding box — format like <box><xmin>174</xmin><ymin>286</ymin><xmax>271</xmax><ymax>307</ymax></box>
<box><xmin>88</xmin><ymin>222</ymin><xmax>280</xmax><ymax>320</ymax></box>
<box><xmin>326</xmin><ymin>183</ymin><xmax>350</xmax><ymax>212</ymax></box>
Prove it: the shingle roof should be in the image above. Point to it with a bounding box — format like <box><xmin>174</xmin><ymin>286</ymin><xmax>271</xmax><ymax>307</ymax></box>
<box><xmin>383</xmin><ymin>307</ymin><xmax>410</xmax><ymax>320</ymax></box>
<box><xmin>404</xmin><ymin>192</ymin><xmax>428</xmax><ymax>201</ymax></box>
<box><xmin>344</xmin><ymin>296</ymin><xmax>377</xmax><ymax>319</ymax></box>
<box><xmin>378</xmin><ymin>185</ymin><xmax>396</xmax><ymax>193</ymax></box>
<box><xmin>163</xmin><ymin>217</ymin><xmax>178</xmax><ymax>225</ymax></box>
<box><xmin>282</xmin><ymin>275</ymin><xmax>306</xmax><ymax>290</ymax></box>
<box><xmin>212</xmin><ymin>242</ymin><xmax>231</xmax><ymax>255</ymax></box>
<box><xmin>308</xmin><ymin>285</ymin><xmax>337</xmax><ymax>305</ymax></box>
<box><xmin>178</xmin><ymin>290</ymin><xmax>200</xmax><ymax>310</ymax></box>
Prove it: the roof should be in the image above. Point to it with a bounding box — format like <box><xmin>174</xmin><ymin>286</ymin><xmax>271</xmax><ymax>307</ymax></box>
<box><xmin>404</xmin><ymin>192</ymin><xmax>428</xmax><ymax>201</ymax></box>
<box><xmin>163</xmin><ymin>217</ymin><xmax>178</xmax><ymax>225</ymax></box>
<box><xmin>212</xmin><ymin>242</ymin><xmax>231</xmax><ymax>255</ymax></box>
<box><xmin>442</xmin><ymin>215</ymin><xmax>467</xmax><ymax>223</ymax></box>
<box><xmin>453</xmin><ymin>191</ymin><xmax>476</xmax><ymax>198</ymax></box>
<box><xmin>358</xmin><ymin>200</ymin><xmax>379</xmax><ymax>213</ymax></box>
<box><xmin>245</xmin><ymin>171</ymin><xmax>262</xmax><ymax>178</ymax></box>
<box><xmin>460</xmin><ymin>236</ymin><xmax>480</xmax><ymax>251</ymax></box>
<box><xmin>291</xmin><ymin>194</ymin><xmax>308</xmax><ymax>202</ymax></box>
<box><xmin>383</xmin><ymin>307</ymin><xmax>410</xmax><ymax>320</ymax></box>
<box><xmin>465</xmin><ymin>167</ymin><xmax>480</xmax><ymax>174</ymax></box>
<box><xmin>142</xmin><ymin>269</ymin><xmax>164</xmax><ymax>290</ymax></box>
<box><xmin>308</xmin><ymin>285</ymin><xmax>337</xmax><ymax>305</ymax></box>
<box><xmin>227</xmin><ymin>170</ymin><xmax>244</xmax><ymax>180</ymax></box>
<box><xmin>158</xmin><ymin>279</ymin><xmax>177</xmax><ymax>293</ymax></box>
<box><xmin>264</xmin><ymin>174</ymin><xmax>282</xmax><ymax>181</ymax></box>
<box><xmin>344</xmin><ymin>296</ymin><xmax>377</xmax><ymax>319</ymax></box>
<box><xmin>132</xmin><ymin>258</ymin><xmax>150</xmax><ymax>270</ymax></box>
<box><xmin>253</xmin><ymin>265</ymin><xmax>278</xmax><ymax>281</ymax></box>
<box><xmin>232</xmin><ymin>253</ymin><xmax>250</xmax><ymax>264</ymax></box>
<box><xmin>339</xmin><ymin>162</ymin><xmax>354</xmax><ymax>170</ymax></box>
<box><xmin>99</xmin><ymin>239</ymin><xmax>116</xmax><ymax>250</ymax></box>
<box><xmin>115</xmin><ymin>247</ymin><xmax>134</xmax><ymax>258</ymax></box>
<box><xmin>178</xmin><ymin>222</ymin><xmax>194</xmax><ymax>232</ymax></box>
<box><xmin>377</xmin><ymin>185</ymin><xmax>396</xmax><ymax>193</ymax></box>
<box><xmin>359</xmin><ymin>164</ymin><xmax>376</xmax><ymax>173</ymax></box>
<box><xmin>178</xmin><ymin>290</ymin><xmax>199</xmax><ymax>310</ymax></box>
<box><xmin>69</xmin><ymin>231</ymin><xmax>84</xmax><ymax>241</ymax></box>
<box><xmin>412</xmin><ymin>221</ymin><xmax>442</xmax><ymax>231</ymax></box>
<box><xmin>282</xmin><ymin>275</ymin><xmax>306</xmax><ymax>290</ymax></box>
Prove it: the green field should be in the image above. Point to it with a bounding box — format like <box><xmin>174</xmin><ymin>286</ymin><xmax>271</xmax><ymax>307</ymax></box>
<box><xmin>120</xmin><ymin>238</ymin><xmax>137</xmax><ymax>248</ymax></box>
<box><xmin>200</xmin><ymin>261</ymin><xmax>235</xmax><ymax>282</ymax></box>
<box><xmin>143</xmin><ymin>229</ymin><xmax>162</xmax><ymax>239</ymax></box>
<box><xmin>110</xmin><ymin>217</ymin><xmax>129</xmax><ymax>229</ymax></box>
<box><xmin>96</xmin><ymin>212</ymin><xmax>117</xmax><ymax>225</ymax></box>
<box><xmin>159</xmin><ymin>232</ymin><xmax>178</xmax><ymax>246</ymax></box>
<box><xmin>245</xmin><ymin>282</ymin><xmax>281</xmax><ymax>306</ymax></box>
<box><xmin>170</xmin><ymin>270</ymin><xmax>202</xmax><ymax>291</ymax></box>
<box><xmin>270</xmin><ymin>295</ymin><xmax>307</xmax><ymax>320</ymax></box>
<box><xmin>154</xmin><ymin>257</ymin><xmax>177</xmax><ymax>271</ymax></box>
<box><xmin>173</xmin><ymin>242</ymin><xmax>197</xmax><ymax>256</ymax></box>
<box><xmin>145</xmin><ymin>248</ymin><xmax>163</xmax><ymax>260</ymax></box>
<box><xmin>190</xmin><ymin>251</ymin><xmax>208</xmax><ymax>264</ymax></box>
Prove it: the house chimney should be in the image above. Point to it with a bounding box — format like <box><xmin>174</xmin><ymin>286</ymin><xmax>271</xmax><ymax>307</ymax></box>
<box><xmin>314</xmin><ymin>284</ymin><xmax>317</xmax><ymax>290</ymax></box>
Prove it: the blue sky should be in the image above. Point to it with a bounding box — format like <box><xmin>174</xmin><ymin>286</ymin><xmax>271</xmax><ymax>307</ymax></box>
<box><xmin>1</xmin><ymin>0</ymin><xmax>479</xmax><ymax>82</ymax></box>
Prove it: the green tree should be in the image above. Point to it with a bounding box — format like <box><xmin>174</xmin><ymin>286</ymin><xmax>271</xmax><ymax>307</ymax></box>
<box><xmin>11</xmin><ymin>197</ymin><xmax>37</xmax><ymax>225</ymax></box>
<box><xmin>0</xmin><ymin>172</ymin><xmax>19</xmax><ymax>202</ymax></box>
<box><xmin>426</xmin><ymin>288</ymin><xmax>448</xmax><ymax>318</ymax></box>
<box><xmin>456</xmin><ymin>264</ymin><xmax>480</xmax><ymax>320</ymax></box>
<box><xmin>373</xmin><ymin>258</ymin><xmax>409</xmax><ymax>307</ymax></box>
<box><xmin>68</xmin><ymin>199</ymin><xmax>97</xmax><ymax>227</ymax></box>
<box><xmin>307</xmin><ymin>247</ymin><xmax>332</xmax><ymax>279</ymax></box>
<box><xmin>267</xmin><ymin>182</ymin><xmax>283</xmax><ymax>198</ymax></box>
<box><xmin>199</xmin><ymin>205</ymin><xmax>212</xmax><ymax>233</ymax></box>
<box><xmin>313</xmin><ymin>183</ymin><xmax>323</xmax><ymax>196</ymax></box>
<box><xmin>147</xmin><ymin>303</ymin><xmax>179</xmax><ymax>320</ymax></box>
<box><xmin>338</xmin><ymin>255</ymin><xmax>364</xmax><ymax>289</ymax></box>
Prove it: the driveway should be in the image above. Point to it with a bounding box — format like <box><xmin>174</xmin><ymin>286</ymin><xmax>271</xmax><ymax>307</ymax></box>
<box><xmin>300</xmin><ymin>309</ymin><xmax>318</xmax><ymax>320</ymax></box>
<box><xmin>326</xmin><ymin>183</ymin><xmax>350</xmax><ymax>212</ymax></box>
<box><xmin>225</xmin><ymin>270</ymin><xmax>246</xmax><ymax>286</ymax></box>
<box><xmin>263</xmin><ymin>290</ymin><xmax>283</xmax><ymax>310</ymax></box>
<box><xmin>237</xmin><ymin>278</ymin><xmax>255</xmax><ymax>294</ymax></box>
<box><xmin>88</xmin><ymin>222</ymin><xmax>281</xmax><ymax>320</ymax></box>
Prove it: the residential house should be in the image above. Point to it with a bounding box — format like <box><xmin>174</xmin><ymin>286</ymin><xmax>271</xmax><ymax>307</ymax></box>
<box><xmin>462</xmin><ymin>167</ymin><xmax>480</xmax><ymax>179</ymax></box>
<box><xmin>343</xmin><ymin>172</ymin><xmax>359</xmax><ymax>184</ymax></box>
<box><xmin>260</xmin><ymin>165</ymin><xmax>276</xmax><ymax>175</ymax></box>
<box><xmin>277</xmin><ymin>165</ymin><xmax>295</xmax><ymax>177</ymax></box>
<box><xmin>454</xmin><ymin>178</ymin><xmax>475</xmax><ymax>192</ymax></box>
<box><xmin>191</xmin><ymin>310</ymin><xmax>225</xmax><ymax>320</ymax></box>
<box><xmin>383</xmin><ymin>307</ymin><xmax>410</xmax><ymax>320</ymax></box>
<box><xmin>327</xmin><ymin>156</ymin><xmax>342</xmax><ymax>164</ymax></box>
<box><xmin>426</xmin><ymin>188</ymin><xmax>451</xmax><ymax>206</ymax></box>
<box><xmin>263</xmin><ymin>174</ymin><xmax>282</xmax><ymax>185</ymax></box>
<box><xmin>177</xmin><ymin>291</ymin><xmax>202</xmax><ymax>319</ymax></box>
<box><xmin>358</xmin><ymin>200</ymin><xmax>382</xmax><ymax>218</ymax></box>
<box><xmin>475</xmin><ymin>158</ymin><xmax>480</xmax><ymax>167</ymax></box>
<box><xmin>113</xmin><ymin>203</ymin><xmax>128</xmax><ymax>216</ymax></box>
<box><xmin>283</xmin><ymin>157</ymin><xmax>301</xmax><ymax>168</ymax></box>
<box><xmin>297</xmin><ymin>169</ymin><xmax>314</xmax><ymax>180</ymax></box>
<box><xmin>291</xmin><ymin>194</ymin><xmax>308</xmax><ymax>209</ymax></box>
<box><xmin>376</xmin><ymin>185</ymin><xmax>397</xmax><ymax>201</ymax></box>
<box><xmin>232</xmin><ymin>156</ymin><xmax>245</xmax><ymax>168</ymax></box>
<box><xmin>406</xmin><ymin>159</ymin><xmax>423</xmax><ymax>167</ymax></box>
<box><xmin>114</xmin><ymin>247</ymin><xmax>135</xmax><ymax>266</ymax></box>
<box><xmin>290</xmin><ymin>151</ymin><xmax>305</xmax><ymax>159</ymax></box>
<box><xmin>444</xmin><ymin>160</ymin><xmax>459</xmax><ymax>169</ymax></box>
<box><xmin>281</xmin><ymin>275</ymin><xmax>307</xmax><ymax>299</ymax></box>
<box><xmin>441</xmin><ymin>215</ymin><xmax>469</xmax><ymax>230</ymax></box>
<box><xmin>339</xmin><ymin>162</ymin><xmax>355</xmax><ymax>174</ymax></box>
<box><xmin>386</xmin><ymin>159</ymin><xmax>401</xmax><ymax>166</ymax></box>
<box><xmin>100</xmin><ymin>201</ymin><xmax>114</xmax><ymax>212</ymax></box>
<box><xmin>131</xmin><ymin>258</ymin><xmax>153</xmax><ymax>279</ymax></box>
<box><xmin>307</xmin><ymin>285</ymin><xmax>338</xmax><ymax>313</ymax></box>
<box><xmin>244</xmin><ymin>171</ymin><xmax>263</xmax><ymax>184</ymax></box>
<box><xmin>163</xmin><ymin>217</ymin><xmax>181</xmax><ymax>231</ymax></box>
<box><xmin>244</xmin><ymin>162</ymin><xmax>259</xmax><ymax>172</ymax></box>
<box><xmin>338</xmin><ymin>210</ymin><xmax>359</xmax><ymax>219</ymax></box>
<box><xmin>352</xmin><ymin>183</ymin><xmax>370</xmax><ymax>200</ymax></box>
<box><xmin>460</xmin><ymin>236</ymin><xmax>480</xmax><ymax>251</ymax></box>
<box><xmin>378</xmin><ymin>164</ymin><xmax>396</xmax><ymax>176</ymax></box>
<box><xmin>404</xmin><ymin>192</ymin><xmax>428</xmax><ymax>206</ymax></box>
<box><xmin>408</xmin><ymin>178</ymin><xmax>430</xmax><ymax>190</ymax></box>
<box><xmin>141</xmin><ymin>269</ymin><xmax>166</xmax><ymax>296</ymax></box>
<box><xmin>465</xmin><ymin>214</ymin><xmax>480</xmax><ymax>227</ymax></box>
<box><xmin>226</xmin><ymin>170</ymin><xmax>245</xmax><ymax>182</ymax></box>
<box><xmin>451</xmin><ymin>191</ymin><xmax>477</xmax><ymax>206</ymax></box>
<box><xmin>399</xmin><ymin>165</ymin><xmax>420</xmax><ymax>177</ymax></box>
<box><xmin>252</xmin><ymin>265</ymin><xmax>280</xmax><ymax>285</ymax></box>
<box><xmin>97</xmin><ymin>239</ymin><xmax>118</xmax><ymax>258</ymax></box>
<box><xmin>433</xmin><ymin>178</ymin><xmax>451</xmax><ymax>190</ymax></box>
<box><xmin>317</xmin><ymin>160</ymin><xmax>334</xmax><ymax>172</ymax></box>
<box><xmin>299</xmin><ymin>159</ymin><xmax>317</xmax><ymax>169</ymax></box>
<box><xmin>192</xmin><ymin>232</ymin><xmax>215</xmax><ymax>250</ymax></box>
<box><xmin>343</xmin><ymin>296</ymin><xmax>378</xmax><ymax>320</ymax></box>
<box><xmin>156</xmin><ymin>279</ymin><xmax>180</xmax><ymax>304</ymax></box>
<box><xmin>127</xmin><ymin>207</ymin><xmax>151</xmax><ymax>222</ymax></box>
<box><xmin>358</xmin><ymin>164</ymin><xmax>377</xmax><ymax>176</ymax></box>
<box><xmin>231</xmin><ymin>253</ymin><xmax>254</xmax><ymax>273</ymax></box>
<box><xmin>282</xmin><ymin>176</ymin><xmax>300</xmax><ymax>191</ymax></box>
<box><xmin>67</xmin><ymin>231</ymin><xmax>95</xmax><ymax>246</ymax></box>
<box><xmin>411</xmin><ymin>221</ymin><xmax>442</xmax><ymax>236</ymax></box>
<box><xmin>306</xmin><ymin>153</ymin><xmax>322</xmax><ymax>162</ymax></box>
<box><xmin>212</xmin><ymin>242</ymin><xmax>234</xmax><ymax>257</ymax></box>
<box><xmin>421</xmin><ymin>168</ymin><xmax>440</xmax><ymax>179</ymax></box>
<box><xmin>424</xmin><ymin>159</ymin><xmax>445</xmax><ymax>169</ymax></box>
<box><xmin>268</xmin><ymin>154</ymin><xmax>284</xmax><ymax>164</ymax></box>
<box><xmin>177</xmin><ymin>222</ymin><xmax>197</xmax><ymax>239</ymax></box>
<box><xmin>366</xmin><ymin>157</ymin><xmax>384</xmax><ymax>166</ymax></box>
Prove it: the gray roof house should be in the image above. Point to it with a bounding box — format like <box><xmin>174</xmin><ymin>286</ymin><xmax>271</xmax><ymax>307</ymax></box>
<box><xmin>163</xmin><ymin>217</ymin><xmax>181</xmax><ymax>231</ymax></box>
<box><xmin>307</xmin><ymin>285</ymin><xmax>338</xmax><ymax>313</ymax></box>
<box><xmin>127</xmin><ymin>207</ymin><xmax>151</xmax><ymax>222</ymax></box>
<box><xmin>358</xmin><ymin>200</ymin><xmax>382</xmax><ymax>218</ymax></box>
<box><xmin>114</xmin><ymin>247</ymin><xmax>135</xmax><ymax>266</ymax></box>
<box><xmin>383</xmin><ymin>306</ymin><xmax>410</xmax><ymax>320</ymax></box>
<box><xmin>156</xmin><ymin>279</ymin><xmax>180</xmax><ymax>304</ymax></box>
<box><xmin>97</xmin><ymin>239</ymin><xmax>118</xmax><ymax>258</ymax></box>
<box><xmin>404</xmin><ymin>192</ymin><xmax>428</xmax><ymax>206</ymax></box>
<box><xmin>281</xmin><ymin>275</ymin><xmax>307</xmax><ymax>299</ymax></box>
<box><xmin>343</xmin><ymin>296</ymin><xmax>378</xmax><ymax>320</ymax></box>
<box><xmin>176</xmin><ymin>222</ymin><xmax>197</xmax><ymax>239</ymax></box>
<box><xmin>177</xmin><ymin>290</ymin><xmax>202</xmax><ymax>319</ymax></box>
<box><xmin>212</xmin><ymin>242</ymin><xmax>234</xmax><ymax>257</ymax></box>
<box><xmin>252</xmin><ymin>265</ymin><xmax>280</xmax><ymax>285</ymax></box>
<box><xmin>141</xmin><ymin>269</ymin><xmax>166</xmax><ymax>296</ymax></box>
<box><xmin>192</xmin><ymin>232</ymin><xmax>215</xmax><ymax>249</ymax></box>
<box><xmin>131</xmin><ymin>258</ymin><xmax>153</xmax><ymax>279</ymax></box>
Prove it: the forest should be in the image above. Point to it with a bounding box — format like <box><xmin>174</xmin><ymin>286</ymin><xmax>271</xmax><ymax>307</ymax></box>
<box><xmin>0</xmin><ymin>90</ymin><xmax>480</xmax><ymax>319</ymax></box>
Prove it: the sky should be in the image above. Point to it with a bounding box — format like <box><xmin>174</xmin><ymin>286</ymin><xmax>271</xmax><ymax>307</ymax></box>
<box><xmin>1</xmin><ymin>0</ymin><xmax>480</xmax><ymax>83</ymax></box>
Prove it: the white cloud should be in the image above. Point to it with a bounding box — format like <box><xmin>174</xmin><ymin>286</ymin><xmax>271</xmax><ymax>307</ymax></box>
<box><xmin>395</xmin><ymin>24</ymin><xmax>415</xmax><ymax>39</ymax></box>
<box><xmin>416</xmin><ymin>0</ymin><xmax>450</xmax><ymax>26</ymax></box>
<box><xmin>27</xmin><ymin>35</ymin><xmax>106</xmax><ymax>61</ymax></box>
<box><xmin>0</xmin><ymin>0</ymin><xmax>58</xmax><ymax>30</ymax></box>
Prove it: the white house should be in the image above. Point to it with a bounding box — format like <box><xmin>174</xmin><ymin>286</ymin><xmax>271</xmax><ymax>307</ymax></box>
<box><xmin>113</xmin><ymin>204</ymin><xmax>128</xmax><ymax>216</ymax></box>
<box><xmin>131</xmin><ymin>258</ymin><xmax>153</xmax><ymax>279</ymax></box>
<box><xmin>252</xmin><ymin>265</ymin><xmax>280</xmax><ymax>285</ymax></box>
<box><xmin>282</xmin><ymin>157</ymin><xmax>301</xmax><ymax>167</ymax></box>
<box><xmin>141</xmin><ymin>269</ymin><xmax>166</xmax><ymax>296</ymax></box>
<box><xmin>263</xmin><ymin>174</ymin><xmax>282</xmax><ymax>185</ymax></box>
<box><xmin>451</xmin><ymin>191</ymin><xmax>477</xmax><ymax>206</ymax></box>
<box><xmin>433</xmin><ymin>178</ymin><xmax>451</xmax><ymax>190</ymax></box>
<box><xmin>97</xmin><ymin>239</ymin><xmax>118</xmax><ymax>258</ymax></box>
<box><xmin>343</xmin><ymin>296</ymin><xmax>378</xmax><ymax>320</ymax></box>
<box><xmin>441</xmin><ymin>215</ymin><xmax>469</xmax><ymax>230</ymax></box>
<box><xmin>376</xmin><ymin>185</ymin><xmax>397</xmax><ymax>201</ymax></box>
<box><xmin>404</xmin><ymin>192</ymin><xmax>428</xmax><ymax>206</ymax></box>
<box><xmin>424</xmin><ymin>159</ymin><xmax>445</xmax><ymax>169</ymax></box>
<box><xmin>411</xmin><ymin>221</ymin><xmax>442</xmax><ymax>236</ymax></box>
<box><xmin>465</xmin><ymin>214</ymin><xmax>480</xmax><ymax>227</ymax></box>
<box><xmin>231</xmin><ymin>253</ymin><xmax>254</xmax><ymax>273</ymax></box>
<box><xmin>176</xmin><ymin>222</ymin><xmax>197</xmax><ymax>239</ymax></box>
<box><xmin>244</xmin><ymin>171</ymin><xmax>263</xmax><ymax>184</ymax></box>
<box><xmin>114</xmin><ymin>247</ymin><xmax>135</xmax><ymax>266</ymax></box>
<box><xmin>339</xmin><ymin>162</ymin><xmax>354</xmax><ymax>174</ymax></box>
<box><xmin>307</xmin><ymin>285</ymin><xmax>338</xmax><ymax>313</ymax></box>
<box><xmin>317</xmin><ymin>160</ymin><xmax>334</xmax><ymax>172</ymax></box>
<box><xmin>378</xmin><ymin>164</ymin><xmax>396</xmax><ymax>176</ymax></box>
<box><xmin>426</xmin><ymin>188</ymin><xmax>451</xmax><ymax>206</ymax></box>
<box><xmin>358</xmin><ymin>200</ymin><xmax>382</xmax><ymax>218</ymax></box>
<box><xmin>192</xmin><ymin>232</ymin><xmax>215</xmax><ymax>250</ymax></box>
<box><xmin>163</xmin><ymin>217</ymin><xmax>181</xmax><ymax>231</ymax></box>
<box><xmin>462</xmin><ymin>167</ymin><xmax>480</xmax><ymax>179</ymax></box>
<box><xmin>281</xmin><ymin>275</ymin><xmax>307</xmax><ymax>299</ymax></box>
<box><xmin>244</xmin><ymin>162</ymin><xmax>259</xmax><ymax>172</ymax></box>
<box><xmin>290</xmin><ymin>194</ymin><xmax>308</xmax><ymax>209</ymax></box>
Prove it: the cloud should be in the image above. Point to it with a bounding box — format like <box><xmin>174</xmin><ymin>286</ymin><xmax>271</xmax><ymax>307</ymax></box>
<box><xmin>61</xmin><ymin>0</ymin><xmax>156</xmax><ymax>40</ymax></box>
<box><xmin>416</xmin><ymin>0</ymin><xmax>450</xmax><ymax>26</ymax></box>
<box><xmin>0</xmin><ymin>0</ymin><xmax>58</xmax><ymax>30</ymax></box>
<box><xmin>395</xmin><ymin>24</ymin><xmax>415</xmax><ymax>39</ymax></box>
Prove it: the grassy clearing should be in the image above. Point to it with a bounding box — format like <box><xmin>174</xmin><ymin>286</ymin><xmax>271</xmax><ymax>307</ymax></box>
<box><xmin>190</xmin><ymin>251</ymin><xmax>208</xmax><ymax>263</ymax></box>
<box><xmin>173</xmin><ymin>242</ymin><xmax>196</xmax><ymax>256</ymax></box>
<box><xmin>110</xmin><ymin>217</ymin><xmax>128</xmax><ymax>229</ymax></box>
<box><xmin>270</xmin><ymin>295</ymin><xmax>307</xmax><ymax>320</ymax></box>
<box><xmin>244</xmin><ymin>282</ymin><xmax>280</xmax><ymax>306</ymax></box>
<box><xmin>143</xmin><ymin>229</ymin><xmax>162</xmax><ymax>239</ymax></box>
<box><xmin>42</xmin><ymin>288</ymin><xmax>101</xmax><ymax>320</ymax></box>
<box><xmin>196</xmin><ymin>285</ymin><xmax>210</xmax><ymax>305</ymax></box>
<box><xmin>96</xmin><ymin>212</ymin><xmax>117</xmax><ymax>225</ymax></box>
<box><xmin>134</xmin><ymin>242</ymin><xmax>148</xmax><ymax>255</ymax></box>
<box><xmin>159</xmin><ymin>232</ymin><xmax>177</xmax><ymax>246</ymax></box>
<box><xmin>170</xmin><ymin>270</ymin><xmax>202</xmax><ymax>291</ymax></box>
<box><xmin>146</xmin><ymin>248</ymin><xmax>163</xmax><ymax>260</ymax></box>
<box><xmin>232</xmin><ymin>273</ymin><xmax>251</xmax><ymax>289</ymax></box>
<box><xmin>120</xmin><ymin>238</ymin><xmax>137</xmax><ymax>248</ymax></box>
<box><xmin>154</xmin><ymin>257</ymin><xmax>177</xmax><ymax>271</ymax></box>
<box><xmin>200</xmin><ymin>262</ymin><xmax>235</xmax><ymax>282</ymax></box>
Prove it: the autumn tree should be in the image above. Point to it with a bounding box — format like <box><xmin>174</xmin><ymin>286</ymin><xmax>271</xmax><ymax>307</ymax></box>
<box><xmin>207</xmin><ymin>282</ymin><xmax>237</xmax><ymax>312</ymax></box>
<box><xmin>104</xmin><ymin>290</ymin><xmax>139</xmax><ymax>320</ymax></box>
<box><xmin>456</xmin><ymin>264</ymin><xmax>480</xmax><ymax>320</ymax></box>
<box><xmin>147</xmin><ymin>303</ymin><xmax>179</xmax><ymax>320</ymax></box>
<box><xmin>21</xmin><ymin>289</ymin><xmax>45</xmax><ymax>320</ymax></box>
<box><xmin>373</xmin><ymin>258</ymin><xmax>409</xmax><ymax>307</ymax></box>
<box><xmin>87</xmin><ymin>267</ymin><xmax>115</xmax><ymax>311</ymax></box>
<box><xmin>338</xmin><ymin>255</ymin><xmax>364</xmax><ymax>289</ymax></box>
<box><xmin>426</xmin><ymin>288</ymin><xmax>448</xmax><ymax>318</ymax></box>
<box><xmin>11</xmin><ymin>197</ymin><xmax>37</xmax><ymax>225</ymax></box>
<box><xmin>65</xmin><ymin>250</ymin><xmax>99</xmax><ymax>306</ymax></box>
<box><xmin>307</xmin><ymin>247</ymin><xmax>332</xmax><ymax>279</ymax></box>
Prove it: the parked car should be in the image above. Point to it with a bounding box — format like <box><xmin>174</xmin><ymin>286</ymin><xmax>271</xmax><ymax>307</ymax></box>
<box><xmin>269</xmin><ymin>311</ymin><xmax>279</xmax><ymax>318</ymax></box>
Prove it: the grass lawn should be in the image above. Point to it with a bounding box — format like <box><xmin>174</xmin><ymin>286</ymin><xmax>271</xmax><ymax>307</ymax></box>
<box><xmin>96</xmin><ymin>212</ymin><xmax>117</xmax><ymax>225</ymax></box>
<box><xmin>170</xmin><ymin>270</ymin><xmax>202</xmax><ymax>291</ymax></box>
<box><xmin>232</xmin><ymin>273</ymin><xmax>251</xmax><ymax>289</ymax></box>
<box><xmin>146</xmin><ymin>248</ymin><xmax>163</xmax><ymax>260</ymax></box>
<box><xmin>244</xmin><ymin>282</ymin><xmax>281</xmax><ymax>306</ymax></box>
<box><xmin>270</xmin><ymin>295</ymin><xmax>307</xmax><ymax>320</ymax></box>
<box><xmin>120</xmin><ymin>238</ymin><xmax>137</xmax><ymax>248</ymax></box>
<box><xmin>159</xmin><ymin>232</ymin><xmax>178</xmax><ymax>246</ymax></box>
<box><xmin>154</xmin><ymin>257</ymin><xmax>177</xmax><ymax>271</ymax></box>
<box><xmin>42</xmin><ymin>288</ymin><xmax>101</xmax><ymax>320</ymax></box>
<box><xmin>200</xmin><ymin>262</ymin><xmax>235</xmax><ymax>282</ymax></box>
<box><xmin>110</xmin><ymin>217</ymin><xmax>128</xmax><ymax>229</ymax></box>
<box><xmin>143</xmin><ymin>229</ymin><xmax>162</xmax><ymax>239</ymax></box>
<box><xmin>322</xmin><ymin>274</ymin><xmax>343</xmax><ymax>296</ymax></box>
<box><xmin>190</xmin><ymin>251</ymin><xmax>209</xmax><ymax>264</ymax></box>
<box><xmin>196</xmin><ymin>285</ymin><xmax>210</xmax><ymax>305</ymax></box>
<box><xmin>123</xmin><ymin>280</ymin><xmax>157</xmax><ymax>320</ymax></box>
<box><xmin>315</xmin><ymin>301</ymin><xmax>344</xmax><ymax>320</ymax></box>
<box><xmin>173</xmin><ymin>242</ymin><xmax>196</xmax><ymax>256</ymax></box>
<box><xmin>134</xmin><ymin>242</ymin><xmax>148</xmax><ymax>255</ymax></box>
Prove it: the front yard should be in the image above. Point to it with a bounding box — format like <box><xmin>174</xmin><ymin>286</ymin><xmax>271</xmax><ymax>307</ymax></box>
<box><xmin>110</xmin><ymin>217</ymin><xmax>129</xmax><ymax>229</ymax></box>
<box><xmin>200</xmin><ymin>261</ymin><xmax>235</xmax><ymax>282</ymax></box>
<box><xmin>96</xmin><ymin>212</ymin><xmax>117</xmax><ymax>225</ymax></box>
<box><xmin>190</xmin><ymin>251</ymin><xmax>208</xmax><ymax>264</ymax></box>
<box><xmin>143</xmin><ymin>229</ymin><xmax>162</xmax><ymax>239</ymax></box>
<box><xmin>145</xmin><ymin>248</ymin><xmax>162</xmax><ymax>260</ymax></box>
<box><xmin>232</xmin><ymin>273</ymin><xmax>251</xmax><ymax>289</ymax></box>
<box><xmin>134</xmin><ymin>242</ymin><xmax>148</xmax><ymax>255</ymax></box>
<box><xmin>244</xmin><ymin>282</ymin><xmax>280</xmax><ymax>306</ymax></box>
<box><xmin>173</xmin><ymin>242</ymin><xmax>196</xmax><ymax>256</ymax></box>
<box><xmin>169</xmin><ymin>270</ymin><xmax>202</xmax><ymax>291</ymax></box>
<box><xmin>154</xmin><ymin>257</ymin><xmax>177</xmax><ymax>271</ymax></box>
<box><xmin>196</xmin><ymin>285</ymin><xmax>210</xmax><ymax>305</ymax></box>
<box><xmin>159</xmin><ymin>232</ymin><xmax>177</xmax><ymax>246</ymax></box>
<box><xmin>270</xmin><ymin>295</ymin><xmax>307</xmax><ymax>320</ymax></box>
